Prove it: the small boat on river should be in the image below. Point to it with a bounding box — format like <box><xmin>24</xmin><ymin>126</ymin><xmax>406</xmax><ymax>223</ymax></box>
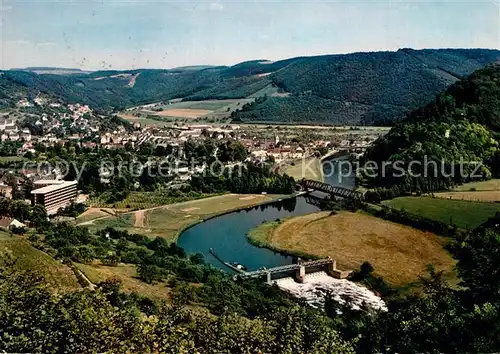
<box><xmin>209</xmin><ymin>248</ymin><xmax>248</xmax><ymax>274</ymax></box>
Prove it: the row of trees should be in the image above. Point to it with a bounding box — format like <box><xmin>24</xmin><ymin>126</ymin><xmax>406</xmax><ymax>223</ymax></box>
<box><xmin>190</xmin><ymin>163</ymin><xmax>296</xmax><ymax>194</ymax></box>
<box><xmin>31</xmin><ymin>138</ymin><xmax>256</xmax><ymax>204</ymax></box>
<box><xmin>0</xmin><ymin>262</ymin><xmax>355</xmax><ymax>354</ymax></box>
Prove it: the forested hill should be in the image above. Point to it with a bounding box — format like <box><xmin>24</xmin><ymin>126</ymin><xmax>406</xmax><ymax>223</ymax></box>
<box><xmin>2</xmin><ymin>48</ymin><xmax>499</xmax><ymax>125</ymax></box>
<box><xmin>362</xmin><ymin>63</ymin><xmax>500</xmax><ymax>193</ymax></box>
<box><xmin>231</xmin><ymin>49</ymin><xmax>499</xmax><ymax>125</ymax></box>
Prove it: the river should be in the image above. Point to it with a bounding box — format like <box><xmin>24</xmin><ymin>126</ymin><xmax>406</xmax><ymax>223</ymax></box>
<box><xmin>322</xmin><ymin>153</ymin><xmax>356</xmax><ymax>189</ymax></box>
<box><xmin>177</xmin><ymin>155</ymin><xmax>387</xmax><ymax>311</ymax></box>
<box><xmin>178</xmin><ymin>154</ymin><xmax>355</xmax><ymax>271</ymax></box>
<box><xmin>178</xmin><ymin>196</ymin><xmax>320</xmax><ymax>270</ymax></box>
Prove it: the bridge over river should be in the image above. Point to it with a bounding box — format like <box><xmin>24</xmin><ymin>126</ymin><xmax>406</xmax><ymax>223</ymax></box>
<box><xmin>299</xmin><ymin>179</ymin><xmax>364</xmax><ymax>200</ymax></box>
<box><xmin>236</xmin><ymin>258</ymin><xmax>350</xmax><ymax>283</ymax></box>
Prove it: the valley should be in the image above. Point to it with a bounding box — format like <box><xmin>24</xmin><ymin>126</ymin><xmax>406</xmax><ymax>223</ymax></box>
<box><xmin>0</xmin><ymin>49</ymin><xmax>499</xmax><ymax>353</ymax></box>
<box><xmin>2</xmin><ymin>0</ymin><xmax>500</xmax><ymax>351</ymax></box>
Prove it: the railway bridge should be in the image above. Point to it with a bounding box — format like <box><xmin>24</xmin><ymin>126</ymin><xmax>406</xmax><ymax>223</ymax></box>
<box><xmin>299</xmin><ymin>179</ymin><xmax>364</xmax><ymax>200</ymax></box>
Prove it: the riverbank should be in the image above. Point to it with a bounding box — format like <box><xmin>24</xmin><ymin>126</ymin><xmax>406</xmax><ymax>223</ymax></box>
<box><xmin>320</xmin><ymin>150</ymin><xmax>350</xmax><ymax>162</ymax></box>
<box><xmin>283</xmin><ymin>157</ymin><xmax>324</xmax><ymax>182</ymax></box>
<box><xmin>247</xmin><ymin>210</ymin><xmax>457</xmax><ymax>286</ymax></box>
<box><xmin>247</xmin><ymin>218</ymin><xmax>320</xmax><ymax>260</ymax></box>
<box><xmin>82</xmin><ymin>193</ymin><xmax>298</xmax><ymax>243</ymax></box>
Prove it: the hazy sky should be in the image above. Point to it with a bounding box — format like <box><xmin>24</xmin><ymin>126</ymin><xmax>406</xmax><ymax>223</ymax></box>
<box><xmin>1</xmin><ymin>0</ymin><xmax>498</xmax><ymax>70</ymax></box>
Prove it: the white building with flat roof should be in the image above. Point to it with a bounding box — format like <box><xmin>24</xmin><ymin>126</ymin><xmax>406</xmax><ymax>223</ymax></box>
<box><xmin>31</xmin><ymin>180</ymin><xmax>77</xmax><ymax>215</ymax></box>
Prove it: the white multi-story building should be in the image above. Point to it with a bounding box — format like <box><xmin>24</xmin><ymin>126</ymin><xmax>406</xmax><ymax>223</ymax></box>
<box><xmin>31</xmin><ymin>180</ymin><xmax>78</xmax><ymax>215</ymax></box>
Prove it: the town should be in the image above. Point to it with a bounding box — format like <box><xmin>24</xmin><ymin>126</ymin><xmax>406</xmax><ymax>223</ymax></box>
<box><xmin>0</xmin><ymin>95</ymin><xmax>385</xmax><ymax>217</ymax></box>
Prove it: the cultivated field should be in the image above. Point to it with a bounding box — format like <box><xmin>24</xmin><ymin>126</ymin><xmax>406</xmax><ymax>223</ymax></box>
<box><xmin>76</xmin><ymin>208</ymin><xmax>115</xmax><ymax>224</ymax></box>
<box><xmin>159</xmin><ymin>100</ymin><xmax>238</xmax><ymax>111</ymax></box>
<box><xmin>117</xmin><ymin>114</ymin><xmax>169</xmax><ymax>127</ymax></box>
<box><xmin>453</xmin><ymin>179</ymin><xmax>500</xmax><ymax>192</ymax></box>
<box><xmin>383</xmin><ymin>196</ymin><xmax>500</xmax><ymax>229</ymax></box>
<box><xmin>430</xmin><ymin>179</ymin><xmax>500</xmax><ymax>202</ymax></box>
<box><xmin>0</xmin><ymin>232</ymin><xmax>80</xmax><ymax>292</ymax></box>
<box><xmin>122</xmin><ymin>98</ymin><xmax>253</xmax><ymax>124</ymax></box>
<box><xmin>149</xmin><ymin>108</ymin><xmax>213</xmax><ymax>118</ymax></box>
<box><xmin>248</xmin><ymin>211</ymin><xmax>456</xmax><ymax>286</ymax></box>
<box><xmin>435</xmin><ymin>191</ymin><xmax>500</xmax><ymax>202</ymax></box>
<box><xmin>75</xmin><ymin>263</ymin><xmax>171</xmax><ymax>301</ymax></box>
<box><xmin>88</xmin><ymin>191</ymin><xmax>218</xmax><ymax>210</ymax></box>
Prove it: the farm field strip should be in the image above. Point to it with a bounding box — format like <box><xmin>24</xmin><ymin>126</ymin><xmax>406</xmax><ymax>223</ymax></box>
<box><xmin>147</xmin><ymin>108</ymin><xmax>213</xmax><ymax>118</ymax></box>
<box><xmin>382</xmin><ymin>196</ymin><xmax>500</xmax><ymax>229</ymax></box>
<box><xmin>435</xmin><ymin>191</ymin><xmax>500</xmax><ymax>202</ymax></box>
<box><xmin>453</xmin><ymin>179</ymin><xmax>500</xmax><ymax>192</ymax></box>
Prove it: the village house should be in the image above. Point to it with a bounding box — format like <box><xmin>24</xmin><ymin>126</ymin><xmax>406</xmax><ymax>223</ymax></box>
<box><xmin>0</xmin><ymin>217</ymin><xmax>26</xmax><ymax>231</ymax></box>
<box><xmin>8</xmin><ymin>132</ymin><xmax>20</xmax><ymax>141</ymax></box>
<box><xmin>20</xmin><ymin>129</ymin><xmax>31</xmax><ymax>141</ymax></box>
<box><xmin>0</xmin><ymin>183</ymin><xmax>12</xmax><ymax>199</ymax></box>
<box><xmin>17</xmin><ymin>99</ymin><xmax>33</xmax><ymax>108</ymax></box>
<box><xmin>0</xmin><ymin>119</ymin><xmax>16</xmax><ymax>132</ymax></box>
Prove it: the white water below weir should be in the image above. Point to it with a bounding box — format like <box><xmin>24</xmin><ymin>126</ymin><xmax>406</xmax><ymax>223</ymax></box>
<box><xmin>274</xmin><ymin>271</ymin><xmax>387</xmax><ymax>312</ymax></box>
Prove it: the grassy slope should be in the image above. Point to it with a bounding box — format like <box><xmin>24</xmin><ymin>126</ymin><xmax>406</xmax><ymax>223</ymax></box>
<box><xmin>453</xmin><ymin>179</ymin><xmax>500</xmax><ymax>192</ymax></box>
<box><xmin>283</xmin><ymin>157</ymin><xmax>324</xmax><ymax>182</ymax></box>
<box><xmin>434</xmin><ymin>191</ymin><xmax>500</xmax><ymax>202</ymax></box>
<box><xmin>75</xmin><ymin>263</ymin><xmax>171</xmax><ymax>301</ymax></box>
<box><xmin>248</xmin><ymin>211</ymin><xmax>456</xmax><ymax>287</ymax></box>
<box><xmin>383</xmin><ymin>196</ymin><xmax>500</xmax><ymax>229</ymax></box>
<box><xmin>0</xmin><ymin>232</ymin><xmax>80</xmax><ymax>292</ymax></box>
<box><xmin>83</xmin><ymin>194</ymin><xmax>289</xmax><ymax>243</ymax></box>
<box><xmin>434</xmin><ymin>179</ymin><xmax>500</xmax><ymax>201</ymax></box>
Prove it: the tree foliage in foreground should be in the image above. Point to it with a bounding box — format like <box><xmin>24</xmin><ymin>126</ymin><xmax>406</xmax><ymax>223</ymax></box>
<box><xmin>3</xmin><ymin>209</ymin><xmax>500</xmax><ymax>352</ymax></box>
<box><xmin>0</xmin><ymin>258</ymin><xmax>355</xmax><ymax>353</ymax></box>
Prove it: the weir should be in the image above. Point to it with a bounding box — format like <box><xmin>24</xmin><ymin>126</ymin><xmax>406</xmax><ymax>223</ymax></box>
<box><xmin>236</xmin><ymin>258</ymin><xmax>350</xmax><ymax>283</ymax></box>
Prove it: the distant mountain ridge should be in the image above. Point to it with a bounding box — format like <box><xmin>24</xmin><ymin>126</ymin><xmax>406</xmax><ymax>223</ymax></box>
<box><xmin>1</xmin><ymin>48</ymin><xmax>499</xmax><ymax>125</ymax></box>
<box><xmin>11</xmin><ymin>67</ymin><xmax>94</xmax><ymax>75</ymax></box>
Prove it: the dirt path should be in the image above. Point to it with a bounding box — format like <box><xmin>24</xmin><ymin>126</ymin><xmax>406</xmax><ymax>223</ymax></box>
<box><xmin>77</xmin><ymin>193</ymin><xmax>290</xmax><ymax>228</ymax></box>
<box><xmin>134</xmin><ymin>209</ymin><xmax>146</xmax><ymax>228</ymax></box>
